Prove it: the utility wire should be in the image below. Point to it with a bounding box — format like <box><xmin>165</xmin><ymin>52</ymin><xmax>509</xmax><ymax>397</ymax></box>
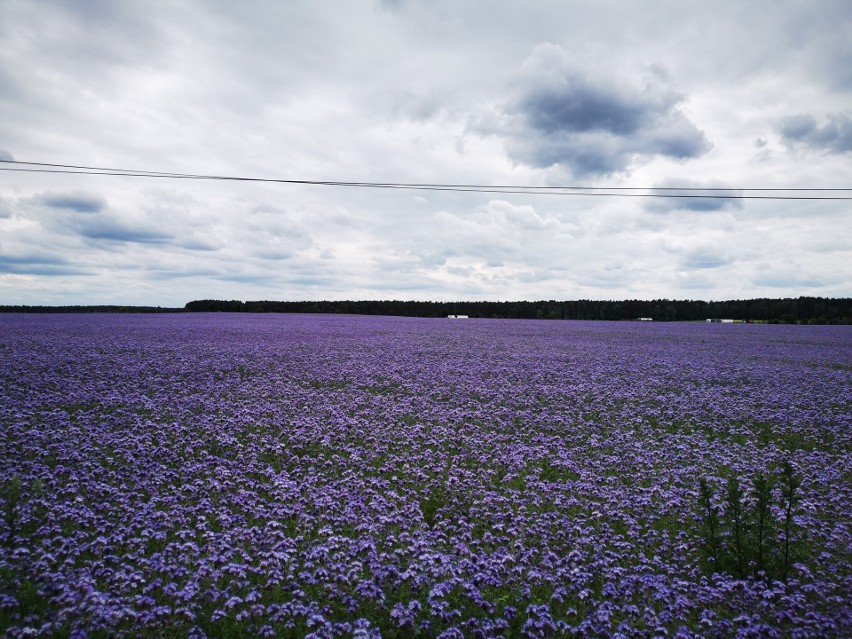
<box><xmin>2</xmin><ymin>160</ymin><xmax>851</xmax><ymax>200</ymax></box>
<box><xmin>2</xmin><ymin>159</ymin><xmax>848</xmax><ymax>190</ymax></box>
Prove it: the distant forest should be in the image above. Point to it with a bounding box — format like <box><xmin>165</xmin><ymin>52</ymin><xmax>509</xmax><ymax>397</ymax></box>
<box><xmin>2</xmin><ymin>297</ymin><xmax>849</xmax><ymax>323</ymax></box>
<box><xmin>183</xmin><ymin>297</ymin><xmax>851</xmax><ymax>324</ymax></box>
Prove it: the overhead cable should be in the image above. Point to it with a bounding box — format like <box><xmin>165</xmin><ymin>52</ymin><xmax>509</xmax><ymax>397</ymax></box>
<box><xmin>1</xmin><ymin>159</ymin><xmax>851</xmax><ymax>200</ymax></box>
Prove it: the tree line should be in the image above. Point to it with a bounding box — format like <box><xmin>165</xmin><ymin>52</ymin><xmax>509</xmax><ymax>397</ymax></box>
<box><xmin>2</xmin><ymin>297</ymin><xmax>848</xmax><ymax>323</ymax></box>
<box><xmin>182</xmin><ymin>297</ymin><xmax>851</xmax><ymax>324</ymax></box>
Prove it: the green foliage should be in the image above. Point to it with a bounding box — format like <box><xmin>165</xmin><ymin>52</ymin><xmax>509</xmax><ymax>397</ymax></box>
<box><xmin>751</xmin><ymin>472</ymin><xmax>774</xmax><ymax>576</ymax></box>
<box><xmin>779</xmin><ymin>460</ymin><xmax>804</xmax><ymax>582</ymax></box>
<box><xmin>698</xmin><ymin>478</ymin><xmax>722</xmax><ymax>572</ymax></box>
<box><xmin>419</xmin><ymin>489</ymin><xmax>445</xmax><ymax>528</ymax></box>
<box><xmin>723</xmin><ymin>475</ymin><xmax>746</xmax><ymax>579</ymax></box>
<box><xmin>3</xmin><ymin>475</ymin><xmax>23</xmax><ymax>547</ymax></box>
<box><xmin>697</xmin><ymin>461</ymin><xmax>805</xmax><ymax>582</ymax></box>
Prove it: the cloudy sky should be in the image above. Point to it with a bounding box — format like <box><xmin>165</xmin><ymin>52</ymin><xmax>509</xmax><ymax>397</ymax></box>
<box><xmin>1</xmin><ymin>0</ymin><xmax>850</xmax><ymax>306</ymax></box>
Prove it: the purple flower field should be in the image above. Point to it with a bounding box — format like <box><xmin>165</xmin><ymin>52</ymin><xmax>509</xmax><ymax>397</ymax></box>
<box><xmin>1</xmin><ymin>313</ymin><xmax>850</xmax><ymax>638</ymax></box>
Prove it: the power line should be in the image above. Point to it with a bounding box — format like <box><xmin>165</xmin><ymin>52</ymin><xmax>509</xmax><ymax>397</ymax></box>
<box><xmin>3</xmin><ymin>159</ymin><xmax>849</xmax><ymax>190</ymax></box>
<box><xmin>2</xmin><ymin>159</ymin><xmax>851</xmax><ymax>200</ymax></box>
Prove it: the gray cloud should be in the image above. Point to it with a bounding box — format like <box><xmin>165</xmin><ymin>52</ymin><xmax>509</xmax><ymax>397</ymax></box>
<box><xmin>180</xmin><ymin>239</ymin><xmax>220</xmax><ymax>252</ymax></box>
<box><xmin>77</xmin><ymin>218</ymin><xmax>172</xmax><ymax>244</ymax></box>
<box><xmin>778</xmin><ymin>112</ymin><xmax>852</xmax><ymax>154</ymax></box>
<box><xmin>32</xmin><ymin>193</ymin><xmax>173</xmax><ymax>245</ymax></box>
<box><xmin>646</xmin><ymin>180</ymin><xmax>744</xmax><ymax>213</ymax></box>
<box><xmin>254</xmin><ymin>250</ymin><xmax>296</xmax><ymax>261</ymax></box>
<box><xmin>0</xmin><ymin>253</ymin><xmax>90</xmax><ymax>276</ymax></box>
<box><xmin>0</xmin><ymin>149</ymin><xmax>13</xmax><ymax>161</ymax></box>
<box><xmin>680</xmin><ymin>249</ymin><xmax>732</xmax><ymax>270</ymax></box>
<box><xmin>216</xmin><ymin>272</ymin><xmax>281</xmax><ymax>285</ymax></box>
<box><xmin>0</xmin><ymin>196</ymin><xmax>13</xmax><ymax>219</ymax></box>
<box><xmin>495</xmin><ymin>44</ymin><xmax>710</xmax><ymax>177</ymax></box>
<box><xmin>378</xmin><ymin>0</ymin><xmax>404</xmax><ymax>11</ymax></box>
<box><xmin>148</xmin><ymin>267</ymin><xmax>219</xmax><ymax>280</ymax></box>
<box><xmin>520</xmin><ymin>78</ymin><xmax>659</xmax><ymax>136</ymax></box>
<box><xmin>38</xmin><ymin>191</ymin><xmax>106</xmax><ymax>213</ymax></box>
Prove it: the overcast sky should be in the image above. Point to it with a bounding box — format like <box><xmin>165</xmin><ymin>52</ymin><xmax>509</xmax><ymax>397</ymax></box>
<box><xmin>1</xmin><ymin>0</ymin><xmax>850</xmax><ymax>306</ymax></box>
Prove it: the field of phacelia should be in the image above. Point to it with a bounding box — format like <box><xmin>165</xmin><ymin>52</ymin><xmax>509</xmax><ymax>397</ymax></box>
<box><xmin>1</xmin><ymin>313</ymin><xmax>850</xmax><ymax>638</ymax></box>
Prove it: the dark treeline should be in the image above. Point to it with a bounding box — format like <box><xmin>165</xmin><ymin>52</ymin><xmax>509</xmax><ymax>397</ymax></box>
<box><xmin>184</xmin><ymin>297</ymin><xmax>851</xmax><ymax>324</ymax></box>
<box><xmin>0</xmin><ymin>305</ymin><xmax>183</xmax><ymax>314</ymax></box>
<box><xmin>3</xmin><ymin>298</ymin><xmax>848</xmax><ymax>323</ymax></box>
